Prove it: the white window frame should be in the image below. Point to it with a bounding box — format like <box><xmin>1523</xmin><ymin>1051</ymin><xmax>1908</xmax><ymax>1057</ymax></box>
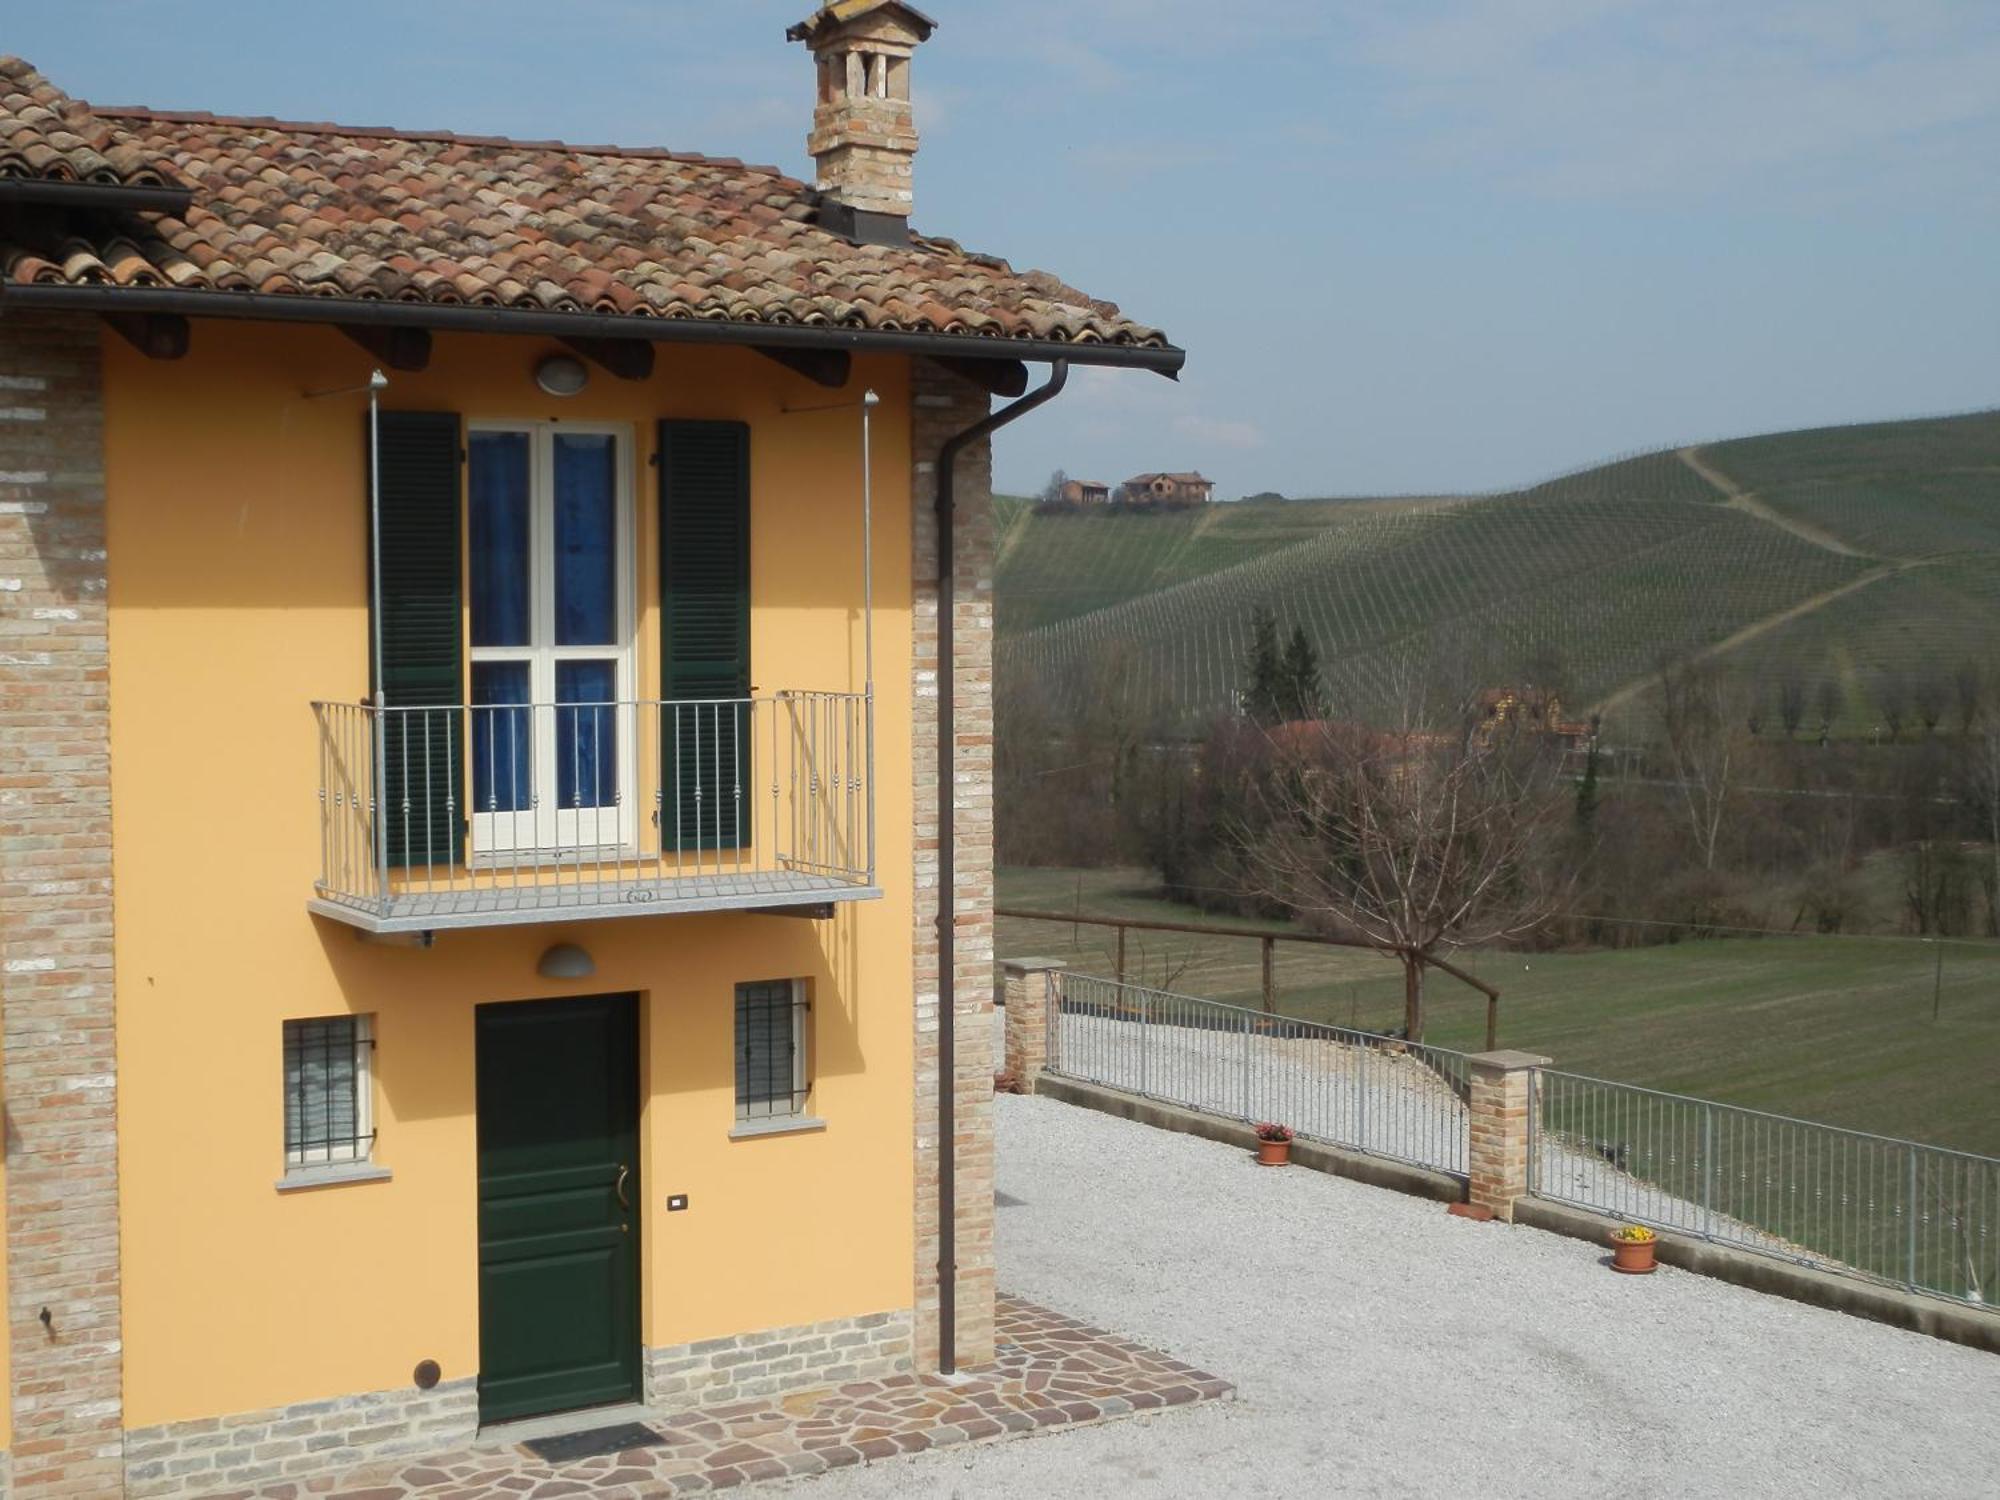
<box><xmin>283</xmin><ymin>1013</ymin><xmax>375</xmax><ymax>1171</ymax></box>
<box><xmin>735</xmin><ymin>978</ymin><xmax>811</xmax><ymax>1122</ymax></box>
<box><xmin>466</xmin><ymin>420</ymin><xmax>638</xmax><ymax>859</ymax></box>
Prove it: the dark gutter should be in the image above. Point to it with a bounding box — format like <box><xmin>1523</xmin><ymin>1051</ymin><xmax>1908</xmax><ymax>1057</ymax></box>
<box><xmin>932</xmin><ymin>358</ymin><xmax>1069</xmax><ymax>1375</ymax></box>
<box><xmin>0</xmin><ymin>180</ymin><xmax>194</xmax><ymax>215</ymax></box>
<box><xmin>0</xmin><ymin>283</ymin><xmax>1184</xmax><ymax>377</ymax></box>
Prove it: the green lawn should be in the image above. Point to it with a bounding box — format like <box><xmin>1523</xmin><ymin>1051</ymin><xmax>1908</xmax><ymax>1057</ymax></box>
<box><xmin>999</xmin><ymin>867</ymin><xmax>2000</xmax><ymax>1157</ymax></box>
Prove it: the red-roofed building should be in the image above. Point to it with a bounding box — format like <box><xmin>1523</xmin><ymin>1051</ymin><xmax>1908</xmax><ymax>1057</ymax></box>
<box><xmin>0</xmin><ymin>4</ymin><xmax>1182</xmax><ymax>1486</ymax></box>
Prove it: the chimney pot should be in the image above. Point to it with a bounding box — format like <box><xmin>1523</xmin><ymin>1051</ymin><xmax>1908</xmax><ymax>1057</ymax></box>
<box><xmin>788</xmin><ymin>2</ymin><xmax>938</xmax><ymax>241</ymax></box>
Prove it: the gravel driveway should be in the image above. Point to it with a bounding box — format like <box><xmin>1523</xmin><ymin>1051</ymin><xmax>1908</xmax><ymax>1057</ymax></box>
<box><xmin>774</xmin><ymin>1094</ymin><xmax>2000</xmax><ymax>1499</ymax></box>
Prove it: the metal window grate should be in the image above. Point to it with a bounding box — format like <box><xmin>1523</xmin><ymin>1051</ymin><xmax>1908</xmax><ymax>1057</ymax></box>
<box><xmin>736</xmin><ymin>980</ymin><xmax>809</xmax><ymax>1119</ymax></box>
<box><xmin>284</xmin><ymin>1015</ymin><xmax>376</xmax><ymax>1168</ymax></box>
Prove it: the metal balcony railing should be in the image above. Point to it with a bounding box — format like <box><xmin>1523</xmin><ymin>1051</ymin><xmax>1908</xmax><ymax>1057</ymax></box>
<box><xmin>310</xmin><ymin>691</ymin><xmax>877</xmax><ymax>932</ymax></box>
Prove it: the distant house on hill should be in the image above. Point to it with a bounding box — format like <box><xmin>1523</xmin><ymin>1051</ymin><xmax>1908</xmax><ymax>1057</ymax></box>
<box><xmin>1474</xmin><ymin>687</ymin><xmax>1593</xmax><ymax>751</ymax></box>
<box><xmin>1121</xmin><ymin>471</ymin><xmax>1214</xmax><ymax>506</ymax></box>
<box><xmin>1060</xmin><ymin>478</ymin><xmax>1112</xmax><ymax>506</ymax></box>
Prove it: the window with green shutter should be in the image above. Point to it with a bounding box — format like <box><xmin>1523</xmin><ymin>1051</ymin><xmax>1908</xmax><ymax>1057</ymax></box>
<box><xmin>371</xmin><ymin>410</ymin><xmax>465</xmax><ymax>868</ymax></box>
<box><xmin>658</xmin><ymin>420</ymin><xmax>751</xmax><ymax>850</ymax></box>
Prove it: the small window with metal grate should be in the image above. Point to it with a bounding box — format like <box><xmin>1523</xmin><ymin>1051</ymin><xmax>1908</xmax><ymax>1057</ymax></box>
<box><xmin>283</xmin><ymin>1015</ymin><xmax>376</xmax><ymax>1170</ymax></box>
<box><xmin>735</xmin><ymin>980</ymin><xmax>810</xmax><ymax>1119</ymax></box>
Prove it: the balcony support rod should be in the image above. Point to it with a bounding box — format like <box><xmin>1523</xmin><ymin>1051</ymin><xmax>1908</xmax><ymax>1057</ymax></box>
<box><xmin>861</xmin><ymin>390</ymin><xmax>879</xmax><ymax>886</ymax></box>
<box><xmin>306</xmin><ymin>370</ymin><xmax>391</xmax><ymax>901</ymax></box>
<box><xmin>931</xmin><ymin>357</ymin><xmax>1068</xmax><ymax>1374</ymax></box>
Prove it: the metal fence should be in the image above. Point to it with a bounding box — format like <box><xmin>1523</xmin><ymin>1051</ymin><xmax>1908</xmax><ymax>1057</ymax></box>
<box><xmin>1048</xmin><ymin>972</ymin><xmax>1473</xmax><ymax>1177</ymax></box>
<box><xmin>312</xmin><ymin>690</ymin><xmax>873</xmax><ymax>926</ymax></box>
<box><xmin>1530</xmin><ymin>1070</ymin><xmax>1997</xmax><ymax>1307</ymax></box>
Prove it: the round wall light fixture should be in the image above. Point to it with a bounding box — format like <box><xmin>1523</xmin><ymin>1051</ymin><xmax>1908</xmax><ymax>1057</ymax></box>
<box><xmin>537</xmin><ymin>942</ymin><xmax>596</xmax><ymax>979</ymax></box>
<box><xmin>533</xmin><ymin>353</ymin><xmax>589</xmax><ymax>398</ymax></box>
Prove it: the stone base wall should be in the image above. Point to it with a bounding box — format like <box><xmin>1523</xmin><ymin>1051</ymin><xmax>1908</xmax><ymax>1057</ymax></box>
<box><xmin>121</xmin><ymin>1378</ymin><xmax>477</xmax><ymax>1498</ymax></box>
<box><xmin>646</xmin><ymin>1309</ymin><xmax>913</xmax><ymax>1410</ymax></box>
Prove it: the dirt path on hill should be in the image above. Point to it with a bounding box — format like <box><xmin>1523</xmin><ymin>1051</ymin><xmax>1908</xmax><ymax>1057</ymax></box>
<box><xmin>1588</xmin><ymin>558</ymin><xmax>1930</xmax><ymax>718</ymax></box>
<box><xmin>1677</xmin><ymin>445</ymin><xmax>1874</xmax><ymax>559</ymax></box>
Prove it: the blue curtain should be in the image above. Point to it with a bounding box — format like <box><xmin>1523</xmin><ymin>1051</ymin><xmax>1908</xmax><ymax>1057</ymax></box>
<box><xmin>554</xmin><ymin>434</ymin><xmax>617</xmax><ymax>646</ymax></box>
<box><xmin>472</xmin><ymin>661</ymin><xmax>533</xmax><ymax>814</ymax></box>
<box><xmin>556</xmin><ymin>659</ymin><xmax>618</xmax><ymax>811</ymax></box>
<box><xmin>469</xmin><ymin>432</ymin><xmax>531</xmax><ymax>648</ymax></box>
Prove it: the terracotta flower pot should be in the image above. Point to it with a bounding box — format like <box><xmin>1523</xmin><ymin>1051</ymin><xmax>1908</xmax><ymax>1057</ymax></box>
<box><xmin>1256</xmin><ymin>1138</ymin><xmax>1292</xmax><ymax>1167</ymax></box>
<box><xmin>1609</xmin><ymin>1233</ymin><xmax>1657</xmax><ymax>1274</ymax></box>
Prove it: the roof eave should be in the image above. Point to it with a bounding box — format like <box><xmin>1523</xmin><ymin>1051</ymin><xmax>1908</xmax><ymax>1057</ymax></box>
<box><xmin>0</xmin><ymin>282</ymin><xmax>1184</xmax><ymax>377</ymax></box>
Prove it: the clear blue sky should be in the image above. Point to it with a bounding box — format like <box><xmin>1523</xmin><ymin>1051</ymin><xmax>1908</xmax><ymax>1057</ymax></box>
<box><xmin>18</xmin><ymin>1</ymin><xmax>1999</xmax><ymax>497</ymax></box>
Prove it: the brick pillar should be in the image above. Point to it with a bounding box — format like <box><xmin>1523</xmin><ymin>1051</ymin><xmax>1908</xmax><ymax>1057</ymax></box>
<box><xmin>909</xmin><ymin>360</ymin><xmax>997</xmax><ymax>1370</ymax></box>
<box><xmin>1466</xmin><ymin>1050</ymin><xmax>1549</xmax><ymax>1222</ymax></box>
<box><xmin>0</xmin><ymin>312</ymin><xmax>124</xmax><ymax>1491</ymax></box>
<box><xmin>1000</xmin><ymin>958</ymin><xmax>1064</xmax><ymax>1089</ymax></box>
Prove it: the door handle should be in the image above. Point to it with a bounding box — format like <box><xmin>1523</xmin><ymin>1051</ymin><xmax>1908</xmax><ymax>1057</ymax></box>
<box><xmin>614</xmin><ymin>1164</ymin><xmax>631</xmax><ymax>1212</ymax></box>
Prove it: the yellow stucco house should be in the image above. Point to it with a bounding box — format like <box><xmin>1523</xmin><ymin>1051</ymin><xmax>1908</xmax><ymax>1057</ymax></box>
<box><xmin>0</xmin><ymin>5</ymin><xmax>1180</xmax><ymax>1492</ymax></box>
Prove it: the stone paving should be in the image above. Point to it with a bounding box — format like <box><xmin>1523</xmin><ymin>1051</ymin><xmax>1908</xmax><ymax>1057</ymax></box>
<box><xmin>212</xmin><ymin>1297</ymin><xmax>1230</xmax><ymax>1499</ymax></box>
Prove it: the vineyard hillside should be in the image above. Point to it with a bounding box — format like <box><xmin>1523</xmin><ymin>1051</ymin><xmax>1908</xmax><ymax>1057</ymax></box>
<box><xmin>998</xmin><ymin>407</ymin><xmax>2000</xmax><ymax>729</ymax></box>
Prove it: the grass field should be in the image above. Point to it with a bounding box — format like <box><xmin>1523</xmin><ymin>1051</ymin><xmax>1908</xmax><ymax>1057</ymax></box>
<box><xmin>999</xmin><ymin>867</ymin><xmax>2000</xmax><ymax>1158</ymax></box>
<box><xmin>997</xmin><ymin>408</ymin><xmax>2000</xmax><ymax>731</ymax></box>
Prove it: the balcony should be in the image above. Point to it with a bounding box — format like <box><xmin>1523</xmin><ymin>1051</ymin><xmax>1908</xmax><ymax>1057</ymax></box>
<box><xmin>310</xmin><ymin>692</ymin><xmax>877</xmax><ymax>933</ymax></box>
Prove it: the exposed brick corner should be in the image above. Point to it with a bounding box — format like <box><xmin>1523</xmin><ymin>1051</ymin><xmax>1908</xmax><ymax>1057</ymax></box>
<box><xmin>0</xmin><ymin>310</ymin><xmax>124</xmax><ymax>1491</ymax></box>
<box><xmin>909</xmin><ymin>358</ymin><xmax>998</xmax><ymax>1371</ymax></box>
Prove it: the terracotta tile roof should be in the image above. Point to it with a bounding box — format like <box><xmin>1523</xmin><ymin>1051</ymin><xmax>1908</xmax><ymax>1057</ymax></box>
<box><xmin>0</xmin><ymin>56</ymin><xmax>1172</xmax><ymax>354</ymax></box>
<box><xmin>0</xmin><ymin>55</ymin><xmax>177</xmax><ymax>185</ymax></box>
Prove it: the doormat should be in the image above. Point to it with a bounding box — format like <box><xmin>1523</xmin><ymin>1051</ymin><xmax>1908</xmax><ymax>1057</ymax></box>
<box><xmin>521</xmin><ymin>1421</ymin><xmax>667</xmax><ymax>1464</ymax></box>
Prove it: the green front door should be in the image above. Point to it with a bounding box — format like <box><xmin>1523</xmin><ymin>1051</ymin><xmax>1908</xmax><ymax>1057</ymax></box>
<box><xmin>476</xmin><ymin>994</ymin><xmax>641</xmax><ymax>1424</ymax></box>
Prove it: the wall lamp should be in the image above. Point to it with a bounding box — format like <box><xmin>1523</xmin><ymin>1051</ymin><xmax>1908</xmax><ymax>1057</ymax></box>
<box><xmin>537</xmin><ymin>943</ymin><xmax>596</xmax><ymax>980</ymax></box>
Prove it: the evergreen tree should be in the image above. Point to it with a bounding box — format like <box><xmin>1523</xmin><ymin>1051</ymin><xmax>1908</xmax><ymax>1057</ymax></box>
<box><xmin>1575</xmin><ymin>722</ymin><xmax>1602</xmax><ymax>830</ymax></box>
<box><xmin>1242</xmin><ymin>606</ymin><xmax>1283</xmax><ymax>722</ymax></box>
<box><xmin>1280</xmin><ymin>625</ymin><xmax>1324</xmax><ymax>721</ymax></box>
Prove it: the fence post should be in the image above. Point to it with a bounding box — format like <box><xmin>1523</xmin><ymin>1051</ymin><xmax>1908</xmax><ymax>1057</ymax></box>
<box><xmin>1241</xmin><ymin>1011</ymin><xmax>1253</xmax><ymax>1120</ymax></box>
<box><xmin>1466</xmin><ymin>1051</ymin><xmax>1551</xmax><ymax>1221</ymax></box>
<box><xmin>1906</xmin><ymin>1146</ymin><xmax>1920</xmax><ymax>1292</ymax></box>
<box><xmin>1116</xmin><ymin>925</ymin><xmax>1127</xmax><ymax>986</ymax></box>
<box><xmin>1138</xmin><ymin>985</ymin><xmax>1150</xmax><ymax>1099</ymax></box>
<box><xmin>999</xmin><ymin>957</ymin><xmax>1065</xmax><ymax>1091</ymax></box>
<box><xmin>1261</xmin><ymin>936</ymin><xmax>1275</xmax><ymax>1013</ymax></box>
<box><xmin>1357</xmin><ymin>1038</ymin><xmax>1369</xmax><ymax>1150</ymax></box>
<box><xmin>1701</xmin><ymin>1103</ymin><xmax>1715</xmax><ymax>1241</ymax></box>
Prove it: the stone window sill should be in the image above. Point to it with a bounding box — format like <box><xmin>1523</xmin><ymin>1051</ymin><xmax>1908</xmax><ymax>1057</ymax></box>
<box><xmin>729</xmin><ymin>1115</ymin><xmax>827</xmax><ymax>1141</ymax></box>
<box><xmin>274</xmin><ymin>1162</ymin><xmax>394</xmax><ymax>1193</ymax></box>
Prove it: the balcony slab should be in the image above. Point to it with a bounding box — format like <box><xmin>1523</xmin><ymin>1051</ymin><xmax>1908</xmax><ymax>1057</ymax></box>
<box><xmin>310</xmin><ymin>871</ymin><xmax>881</xmax><ymax>934</ymax></box>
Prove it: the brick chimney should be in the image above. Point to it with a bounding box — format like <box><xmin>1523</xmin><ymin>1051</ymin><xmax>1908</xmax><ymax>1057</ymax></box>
<box><xmin>787</xmin><ymin>1</ymin><xmax>937</xmax><ymax>245</ymax></box>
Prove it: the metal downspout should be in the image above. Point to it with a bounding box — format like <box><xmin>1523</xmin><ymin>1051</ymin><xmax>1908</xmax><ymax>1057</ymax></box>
<box><xmin>932</xmin><ymin>359</ymin><xmax>1068</xmax><ymax>1374</ymax></box>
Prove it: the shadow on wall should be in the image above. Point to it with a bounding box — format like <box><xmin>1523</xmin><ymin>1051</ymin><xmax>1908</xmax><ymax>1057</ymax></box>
<box><xmin>311</xmin><ymin>905</ymin><xmax>876</xmax><ymax>1128</ymax></box>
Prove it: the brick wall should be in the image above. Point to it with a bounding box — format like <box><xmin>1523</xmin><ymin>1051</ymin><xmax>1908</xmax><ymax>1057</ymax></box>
<box><xmin>0</xmin><ymin>310</ymin><xmax>123</xmax><ymax>1492</ymax></box>
<box><xmin>909</xmin><ymin>360</ymin><xmax>997</xmax><ymax>1371</ymax></box>
<box><xmin>1000</xmin><ymin>959</ymin><xmax>1064</xmax><ymax>1089</ymax></box>
<box><xmin>1466</xmin><ymin>1050</ymin><xmax>1549</xmax><ymax>1221</ymax></box>
<box><xmin>645</xmin><ymin>1309</ymin><xmax>912</xmax><ymax>1410</ymax></box>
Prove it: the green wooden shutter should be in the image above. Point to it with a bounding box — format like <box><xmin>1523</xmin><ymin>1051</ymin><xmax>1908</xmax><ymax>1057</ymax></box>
<box><xmin>658</xmin><ymin>420</ymin><xmax>751</xmax><ymax>850</ymax></box>
<box><xmin>371</xmin><ymin>410</ymin><xmax>465</xmax><ymax>869</ymax></box>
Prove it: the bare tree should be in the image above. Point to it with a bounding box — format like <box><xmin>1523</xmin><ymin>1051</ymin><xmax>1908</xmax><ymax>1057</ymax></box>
<box><xmin>1238</xmin><ymin>674</ymin><xmax>1576</xmax><ymax>1041</ymax></box>
<box><xmin>1954</xmin><ymin>661</ymin><xmax>1984</xmax><ymax>738</ymax></box>
<box><xmin>1815</xmin><ymin>677</ymin><xmax>1842</xmax><ymax>744</ymax></box>
<box><xmin>1913</xmin><ymin>671</ymin><xmax>1948</xmax><ymax>737</ymax></box>
<box><xmin>1965</xmin><ymin>719</ymin><xmax>2000</xmax><ymax>935</ymax></box>
<box><xmin>1038</xmin><ymin>468</ymin><xmax>1072</xmax><ymax>507</ymax></box>
<box><xmin>1656</xmin><ymin>660</ymin><xmax>1744</xmax><ymax>873</ymax></box>
<box><xmin>1778</xmin><ymin>667</ymin><xmax>1807</xmax><ymax>740</ymax></box>
<box><xmin>1874</xmin><ymin>670</ymin><xmax>1909</xmax><ymax>741</ymax></box>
